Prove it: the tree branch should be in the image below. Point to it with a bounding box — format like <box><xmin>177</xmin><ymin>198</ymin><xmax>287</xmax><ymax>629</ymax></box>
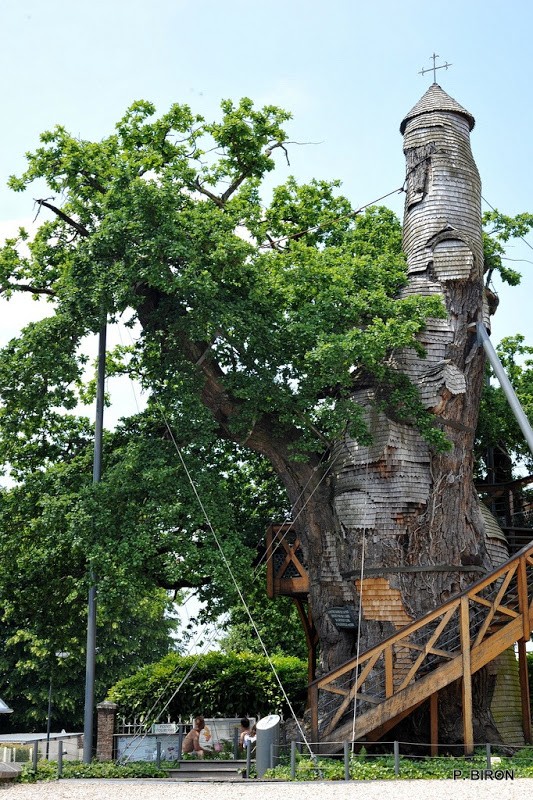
<box><xmin>34</xmin><ymin>198</ymin><xmax>90</xmax><ymax>237</ymax></box>
<box><xmin>79</xmin><ymin>170</ymin><xmax>106</xmax><ymax>193</ymax></box>
<box><xmin>220</xmin><ymin>172</ymin><xmax>248</xmax><ymax>203</ymax></box>
<box><xmin>192</xmin><ymin>178</ymin><xmax>225</xmax><ymax>208</ymax></box>
<box><xmin>0</xmin><ymin>282</ymin><xmax>56</xmax><ymax>297</ymax></box>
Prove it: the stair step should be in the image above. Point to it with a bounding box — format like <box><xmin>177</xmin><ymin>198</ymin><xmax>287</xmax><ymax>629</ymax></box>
<box><xmin>168</xmin><ymin>759</ymin><xmax>249</xmax><ymax>782</ymax></box>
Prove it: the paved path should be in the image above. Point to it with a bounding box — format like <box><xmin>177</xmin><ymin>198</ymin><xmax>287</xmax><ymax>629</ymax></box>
<box><xmin>1</xmin><ymin>779</ymin><xmax>533</xmax><ymax>800</ymax></box>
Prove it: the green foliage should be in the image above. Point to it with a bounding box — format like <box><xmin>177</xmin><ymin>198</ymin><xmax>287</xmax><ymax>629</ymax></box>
<box><xmin>476</xmin><ymin>336</ymin><xmax>533</xmax><ymax>478</ymax></box>
<box><xmin>482</xmin><ymin>208</ymin><xmax>533</xmax><ymax>287</ymax></box>
<box><xmin>265</xmin><ymin>749</ymin><xmax>533</xmax><ymax>780</ymax></box>
<box><xmin>0</xmin><ymin>424</ymin><xmax>289</xmax><ymax>730</ymax></box>
<box><xmin>19</xmin><ymin>759</ymin><xmax>168</xmax><ymax>782</ymax></box>
<box><xmin>107</xmin><ymin>651</ymin><xmax>307</xmax><ymax>720</ymax></box>
<box><xmin>218</xmin><ymin>569</ymin><xmax>308</xmax><ymax>660</ymax></box>
<box><xmin>0</xmin><ymin>96</ymin><xmax>448</xmax><ymax>473</ymax></box>
<box><xmin>6</xmin><ymin>96</ymin><xmax>529</xmax><ymax>733</ymax></box>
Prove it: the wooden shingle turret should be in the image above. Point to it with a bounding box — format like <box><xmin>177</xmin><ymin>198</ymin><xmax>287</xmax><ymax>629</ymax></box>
<box><xmin>400</xmin><ymin>83</ymin><xmax>475</xmax><ymax>133</ymax></box>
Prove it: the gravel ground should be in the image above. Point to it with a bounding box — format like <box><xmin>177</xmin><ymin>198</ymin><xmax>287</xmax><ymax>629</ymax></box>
<box><xmin>1</xmin><ymin>779</ymin><xmax>533</xmax><ymax>800</ymax></box>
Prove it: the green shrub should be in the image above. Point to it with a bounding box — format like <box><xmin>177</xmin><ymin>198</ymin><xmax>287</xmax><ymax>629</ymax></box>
<box><xmin>19</xmin><ymin>759</ymin><xmax>169</xmax><ymax>782</ymax></box>
<box><xmin>106</xmin><ymin>651</ymin><xmax>307</xmax><ymax>721</ymax></box>
<box><xmin>263</xmin><ymin>751</ymin><xmax>533</xmax><ymax>781</ymax></box>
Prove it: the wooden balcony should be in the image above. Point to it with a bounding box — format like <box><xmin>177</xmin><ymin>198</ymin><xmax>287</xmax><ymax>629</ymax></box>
<box><xmin>265</xmin><ymin>523</ymin><xmax>309</xmax><ymax>599</ymax></box>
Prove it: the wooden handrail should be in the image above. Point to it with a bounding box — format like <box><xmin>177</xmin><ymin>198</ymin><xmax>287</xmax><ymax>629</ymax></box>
<box><xmin>311</xmin><ymin>540</ymin><xmax>533</xmax><ymax>691</ymax></box>
<box><xmin>312</xmin><ymin>541</ymin><xmax>533</xmax><ymax>746</ymax></box>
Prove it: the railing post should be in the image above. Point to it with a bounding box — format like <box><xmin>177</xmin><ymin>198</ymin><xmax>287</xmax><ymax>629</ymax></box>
<box><xmin>430</xmin><ymin>691</ymin><xmax>439</xmax><ymax>756</ymax></box>
<box><xmin>58</xmin><ymin>740</ymin><xmax>63</xmax><ymax>777</ymax></box>
<box><xmin>343</xmin><ymin>740</ymin><xmax>350</xmax><ymax>781</ymax></box>
<box><xmin>394</xmin><ymin>740</ymin><xmax>400</xmax><ymax>776</ymax></box>
<box><xmin>310</xmin><ymin>682</ymin><xmax>319</xmax><ymax>749</ymax></box>
<box><xmin>460</xmin><ymin>596</ymin><xmax>474</xmax><ymax>755</ymax></box>
<box><xmin>290</xmin><ymin>740</ymin><xmax>296</xmax><ymax>779</ymax></box>
<box><xmin>517</xmin><ymin>557</ymin><xmax>532</xmax><ymax>743</ymax></box>
<box><xmin>246</xmin><ymin>739</ymin><xmax>252</xmax><ymax>778</ymax></box>
<box><xmin>156</xmin><ymin>741</ymin><xmax>161</xmax><ymax>767</ymax></box>
<box><xmin>384</xmin><ymin>645</ymin><xmax>393</xmax><ymax>697</ymax></box>
<box><xmin>518</xmin><ymin>639</ymin><xmax>532</xmax><ymax>744</ymax></box>
<box><xmin>486</xmin><ymin>742</ymin><xmax>491</xmax><ymax>770</ymax></box>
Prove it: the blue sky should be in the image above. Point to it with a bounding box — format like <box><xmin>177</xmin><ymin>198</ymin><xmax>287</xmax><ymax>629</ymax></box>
<box><xmin>1</xmin><ymin>0</ymin><xmax>532</xmax><ymax>381</ymax></box>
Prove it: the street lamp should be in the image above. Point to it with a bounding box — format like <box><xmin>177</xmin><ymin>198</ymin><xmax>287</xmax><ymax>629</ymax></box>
<box><xmin>45</xmin><ymin>651</ymin><xmax>69</xmax><ymax>760</ymax></box>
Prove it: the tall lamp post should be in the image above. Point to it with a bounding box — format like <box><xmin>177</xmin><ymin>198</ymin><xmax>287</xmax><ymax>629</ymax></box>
<box><xmin>83</xmin><ymin>321</ymin><xmax>107</xmax><ymax>763</ymax></box>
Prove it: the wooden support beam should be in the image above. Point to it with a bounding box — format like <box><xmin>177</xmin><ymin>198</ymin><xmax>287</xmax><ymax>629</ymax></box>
<box><xmin>460</xmin><ymin>596</ymin><xmax>474</xmax><ymax>755</ymax></box>
<box><xmin>294</xmin><ymin>599</ymin><xmax>318</xmax><ymax>685</ymax></box>
<box><xmin>385</xmin><ymin>645</ymin><xmax>393</xmax><ymax>698</ymax></box>
<box><xmin>518</xmin><ymin>639</ymin><xmax>532</xmax><ymax>744</ymax></box>
<box><xmin>430</xmin><ymin>692</ymin><xmax>439</xmax><ymax>756</ymax></box>
<box><xmin>517</xmin><ymin>557</ymin><xmax>531</xmax><ymax>643</ymax></box>
<box><xmin>310</xmin><ymin>682</ymin><xmax>319</xmax><ymax>748</ymax></box>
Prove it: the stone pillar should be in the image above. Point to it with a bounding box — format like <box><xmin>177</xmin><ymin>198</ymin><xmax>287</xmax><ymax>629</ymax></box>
<box><xmin>96</xmin><ymin>701</ymin><xmax>117</xmax><ymax>761</ymax></box>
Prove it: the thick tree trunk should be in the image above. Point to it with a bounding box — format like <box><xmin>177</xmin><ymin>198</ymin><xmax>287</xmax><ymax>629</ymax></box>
<box><xmin>279</xmin><ymin>86</ymin><xmax>511</xmax><ymax>744</ymax></box>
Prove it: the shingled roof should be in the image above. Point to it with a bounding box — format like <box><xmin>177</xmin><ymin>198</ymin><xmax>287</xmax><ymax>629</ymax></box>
<box><xmin>400</xmin><ymin>83</ymin><xmax>475</xmax><ymax>134</ymax></box>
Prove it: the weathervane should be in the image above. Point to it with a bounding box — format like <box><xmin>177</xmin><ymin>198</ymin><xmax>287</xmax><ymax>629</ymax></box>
<box><xmin>419</xmin><ymin>53</ymin><xmax>452</xmax><ymax>83</ymax></box>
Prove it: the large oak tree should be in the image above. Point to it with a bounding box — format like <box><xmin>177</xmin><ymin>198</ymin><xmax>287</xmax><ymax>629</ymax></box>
<box><xmin>0</xmin><ymin>96</ymin><xmax>529</xmax><ymax>738</ymax></box>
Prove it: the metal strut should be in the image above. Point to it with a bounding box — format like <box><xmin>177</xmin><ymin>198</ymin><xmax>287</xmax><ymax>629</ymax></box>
<box><xmin>476</xmin><ymin>322</ymin><xmax>533</xmax><ymax>457</ymax></box>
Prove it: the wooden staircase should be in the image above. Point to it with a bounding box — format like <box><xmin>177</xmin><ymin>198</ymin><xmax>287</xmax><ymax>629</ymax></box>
<box><xmin>309</xmin><ymin>542</ymin><xmax>533</xmax><ymax>753</ymax></box>
<box><xmin>167</xmin><ymin>759</ymin><xmax>249</xmax><ymax>781</ymax></box>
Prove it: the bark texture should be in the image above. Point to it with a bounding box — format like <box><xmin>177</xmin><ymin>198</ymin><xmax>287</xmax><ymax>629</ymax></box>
<box><xmin>289</xmin><ymin>85</ymin><xmax>514</xmax><ymax>743</ymax></box>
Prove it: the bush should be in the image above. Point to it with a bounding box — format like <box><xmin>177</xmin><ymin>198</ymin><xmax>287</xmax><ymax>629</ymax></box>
<box><xmin>19</xmin><ymin>760</ymin><xmax>169</xmax><ymax>782</ymax></box>
<box><xmin>264</xmin><ymin>750</ymin><xmax>533</xmax><ymax>781</ymax></box>
<box><xmin>106</xmin><ymin>651</ymin><xmax>307</xmax><ymax>721</ymax></box>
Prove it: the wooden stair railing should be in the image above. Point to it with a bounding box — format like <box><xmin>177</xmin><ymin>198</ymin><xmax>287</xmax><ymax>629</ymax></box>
<box><xmin>309</xmin><ymin>542</ymin><xmax>533</xmax><ymax>753</ymax></box>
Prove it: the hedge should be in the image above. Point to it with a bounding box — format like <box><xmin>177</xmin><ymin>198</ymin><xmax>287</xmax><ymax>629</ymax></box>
<box><xmin>106</xmin><ymin>651</ymin><xmax>307</xmax><ymax>722</ymax></box>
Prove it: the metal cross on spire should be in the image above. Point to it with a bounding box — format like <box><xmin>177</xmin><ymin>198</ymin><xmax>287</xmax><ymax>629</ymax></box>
<box><xmin>419</xmin><ymin>53</ymin><xmax>452</xmax><ymax>83</ymax></box>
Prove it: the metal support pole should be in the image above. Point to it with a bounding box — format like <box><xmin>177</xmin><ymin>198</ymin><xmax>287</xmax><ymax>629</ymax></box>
<box><xmin>343</xmin><ymin>740</ymin><xmax>350</xmax><ymax>781</ymax></box>
<box><xmin>58</xmin><ymin>740</ymin><xmax>63</xmax><ymax>776</ymax></box>
<box><xmin>269</xmin><ymin>741</ymin><xmax>274</xmax><ymax>770</ymax></box>
<box><xmin>394</xmin><ymin>740</ymin><xmax>400</xmax><ymax>776</ymax></box>
<box><xmin>156</xmin><ymin>741</ymin><xmax>161</xmax><ymax>767</ymax></box>
<box><xmin>83</xmin><ymin>322</ymin><xmax>107</xmax><ymax>763</ymax></box>
<box><xmin>486</xmin><ymin>742</ymin><xmax>491</xmax><ymax>770</ymax></box>
<box><xmin>45</xmin><ymin>675</ymin><xmax>52</xmax><ymax>760</ymax></box>
<box><xmin>476</xmin><ymin>323</ymin><xmax>533</xmax><ymax>457</ymax></box>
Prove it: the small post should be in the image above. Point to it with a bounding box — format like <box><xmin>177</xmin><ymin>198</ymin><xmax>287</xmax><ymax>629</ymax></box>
<box><xmin>344</xmin><ymin>740</ymin><xmax>350</xmax><ymax>781</ymax></box>
<box><xmin>460</xmin><ymin>596</ymin><xmax>474</xmax><ymax>755</ymax></box>
<box><xmin>58</xmin><ymin>740</ymin><xmax>63</xmax><ymax>777</ymax></box>
<box><xmin>177</xmin><ymin>725</ymin><xmax>184</xmax><ymax>758</ymax></box>
<box><xmin>394</xmin><ymin>740</ymin><xmax>400</xmax><ymax>776</ymax></box>
<box><xmin>32</xmin><ymin>740</ymin><xmax>38</xmax><ymax>772</ymax></box>
<box><xmin>486</xmin><ymin>742</ymin><xmax>491</xmax><ymax>770</ymax></box>
<box><xmin>45</xmin><ymin>675</ymin><xmax>53</xmax><ymax>760</ymax></box>
<box><xmin>246</xmin><ymin>739</ymin><xmax>252</xmax><ymax>779</ymax></box>
<box><xmin>156</xmin><ymin>741</ymin><xmax>161</xmax><ymax>767</ymax></box>
<box><xmin>309</xmin><ymin>683</ymin><xmax>319</xmax><ymax>746</ymax></box>
<box><xmin>290</xmin><ymin>740</ymin><xmax>296</xmax><ymax>779</ymax></box>
<box><xmin>270</xmin><ymin>741</ymin><xmax>274</xmax><ymax>770</ymax></box>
